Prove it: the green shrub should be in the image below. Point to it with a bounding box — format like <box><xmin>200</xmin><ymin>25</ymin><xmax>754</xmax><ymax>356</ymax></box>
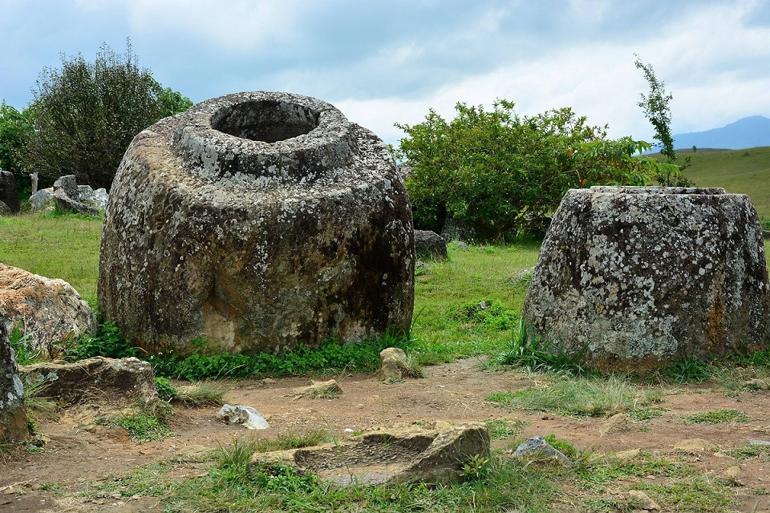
<box><xmin>26</xmin><ymin>40</ymin><xmax>191</xmax><ymax>189</ymax></box>
<box><xmin>685</xmin><ymin>409</ymin><xmax>748</xmax><ymax>424</ymax></box>
<box><xmin>154</xmin><ymin>377</ymin><xmax>177</xmax><ymax>402</ymax></box>
<box><xmin>397</xmin><ymin>100</ymin><xmax>682</xmax><ymax>240</ymax></box>
<box><xmin>64</xmin><ymin>322</ymin><xmax>138</xmax><ymax>361</ymax></box>
<box><xmin>113</xmin><ymin>412</ymin><xmax>171</xmax><ymax>442</ymax></box>
<box><xmin>9</xmin><ymin>324</ymin><xmax>40</xmax><ymax>365</ymax></box>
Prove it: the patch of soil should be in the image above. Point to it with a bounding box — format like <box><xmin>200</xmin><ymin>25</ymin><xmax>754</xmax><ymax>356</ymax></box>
<box><xmin>1</xmin><ymin>357</ymin><xmax>768</xmax><ymax>512</ymax></box>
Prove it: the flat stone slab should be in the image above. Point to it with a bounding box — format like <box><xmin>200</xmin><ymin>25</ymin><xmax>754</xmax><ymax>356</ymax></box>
<box><xmin>251</xmin><ymin>421</ymin><xmax>489</xmax><ymax>486</ymax></box>
<box><xmin>19</xmin><ymin>356</ymin><xmax>157</xmax><ymax>405</ymax></box>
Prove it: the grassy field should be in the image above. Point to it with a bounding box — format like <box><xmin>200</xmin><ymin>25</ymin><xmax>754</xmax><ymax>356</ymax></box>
<box><xmin>675</xmin><ymin>146</ymin><xmax>770</xmax><ymax>221</ymax></box>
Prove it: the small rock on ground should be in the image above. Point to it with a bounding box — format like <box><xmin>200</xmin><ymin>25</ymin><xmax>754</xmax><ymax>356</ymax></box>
<box><xmin>217</xmin><ymin>404</ymin><xmax>269</xmax><ymax>430</ymax></box>
<box><xmin>627</xmin><ymin>490</ymin><xmax>660</xmax><ymax>511</ymax></box>
<box><xmin>512</xmin><ymin>437</ymin><xmax>570</xmax><ymax>465</ymax></box>
<box><xmin>599</xmin><ymin>413</ymin><xmax>636</xmax><ymax>436</ymax></box>
<box><xmin>674</xmin><ymin>438</ymin><xmax>719</xmax><ymax>454</ymax></box>
<box><xmin>292</xmin><ymin>379</ymin><xmax>343</xmax><ymax>399</ymax></box>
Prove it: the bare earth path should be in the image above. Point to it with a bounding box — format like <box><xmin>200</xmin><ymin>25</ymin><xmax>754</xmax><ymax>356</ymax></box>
<box><xmin>1</xmin><ymin>358</ymin><xmax>769</xmax><ymax>512</ymax></box>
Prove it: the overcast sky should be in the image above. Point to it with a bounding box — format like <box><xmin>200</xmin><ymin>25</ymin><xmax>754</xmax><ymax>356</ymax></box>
<box><xmin>2</xmin><ymin>0</ymin><xmax>769</xmax><ymax>145</ymax></box>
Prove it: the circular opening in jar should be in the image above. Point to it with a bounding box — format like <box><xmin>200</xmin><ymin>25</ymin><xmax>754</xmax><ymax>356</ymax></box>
<box><xmin>212</xmin><ymin>100</ymin><xmax>320</xmax><ymax>143</ymax></box>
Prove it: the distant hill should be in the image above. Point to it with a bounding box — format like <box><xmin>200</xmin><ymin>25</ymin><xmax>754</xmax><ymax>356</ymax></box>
<box><xmin>673</xmin><ymin>116</ymin><xmax>770</xmax><ymax>150</ymax></box>
<box><xmin>673</xmin><ymin>146</ymin><xmax>770</xmax><ymax>221</ymax></box>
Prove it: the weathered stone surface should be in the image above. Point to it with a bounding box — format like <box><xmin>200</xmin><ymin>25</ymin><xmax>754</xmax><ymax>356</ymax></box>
<box><xmin>0</xmin><ymin>321</ymin><xmax>27</xmax><ymax>443</ymax></box>
<box><xmin>53</xmin><ymin>189</ymin><xmax>99</xmax><ymax>215</ymax></box>
<box><xmin>673</xmin><ymin>438</ymin><xmax>719</xmax><ymax>454</ymax></box>
<box><xmin>512</xmin><ymin>436</ymin><xmax>571</xmax><ymax>465</ymax></box>
<box><xmin>599</xmin><ymin>413</ymin><xmax>636</xmax><ymax>436</ymax></box>
<box><xmin>292</xmin><ymin>379</ymin><xmax>343</xmax><ymax>399</ymax></box>
<box><xmin>29</xmin><ymin>188</ymin><xmax>54</xmax><ymax>212</ymax></box>
<box><xmin>414</xmin><ymin>230</ymin><xmax>447</xmax><ymax>260</ymax></box>
<box><xmin>76</xmin><ymin>185</ymin><xmax>109</xmax><ymax>211</ymax></box>
<box><xmin>217</xmin><ymin>404</ymin><xmax>269</xmax><ymax>429</ymax></box>
<box><xmin>251</xmin><ymin>421</ymin><xmax>489</xmax><ymax>486</ymax></box>
<box><xmin>524</xmin><ymin>186</ymin><xmax>769</xmax><ymax>371</ymax></box>
<box><xmin>0</xmin><ymin>264</ymin><xmax>95</xmax><ymax>358</ymax></box>
<box><xmin>53</xmin><ymin>174</ymin><xmax>79</xmax><ymax>200</ymax></box>
<box><xmin>0</xmin><ymin>200</ymin><xmax>10</xmax><ymax>215</ymax></box>
<box><xmin>19</xmin><ymin>356</ymin><xmax>157</xmax><ymax>405</ymax></box>
<box><xmin>627</xmin><ymin>490</ymin><xmax>660</xmax><ymax>511</ymax></box>
<box><xmin>0</xmin><ymin>170</ymin><xmax>19</xmax><ymax>214</ymax></box>
<box><xmin>378</xmin><ymin>347</ymin><xmax>419</xmax><ymax>381</ymax></box>
<box><xmin>99</xmin><ymin>91</ymin><xmax>414</xmax><ymax>354</ymax></box>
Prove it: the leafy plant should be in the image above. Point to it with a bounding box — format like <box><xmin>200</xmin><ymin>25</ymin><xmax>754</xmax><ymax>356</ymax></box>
<box><xmin>8</xmin><ymin>324</ymin><xmax>41</xmax><ymax>365</ymax></box>
<box><xmin>64</xmin><ymin>321</ymin><xmax>139</xmax><ymax>361</ymax></box>
<box><xmin>397</xmin><ymin>100</ymin><xmax>682</xmax><ymax>239</ymax></box>
<box><xmin>455</xmin><ymin>299</ymin><xmax>519</xmax><ymax>330</ymax></box>
<box><xmin>113</xmin><ymin>412</ymin><xmax>172</xmax><ymax>442</ymax></box>
<box><xmin>663</xmin><ymin>357</ymin><xmax>714</xmax><ymax>383</ymax></box>
<box><xmin>0</xmin><ymin>102</ymin><xmax>34</xmax><ymax>183</ymax></box>
<box><xmin>496</xmin><ymin>319</ymin><xmax>590</xmax><ymax>376</ymax></box>
<box><xmin>26</xmin><ymin>39</ymin><xmax>191</xmax><ymax>189</ymax></box>
<box><xmin>154</xmin><ymin>377</ymin><xmax>177</xmax><ymax>402</ymax></box>
<box><xmin>685</xmin><ymin>409</ymin><xmax>748</xmax><ymax>424</ymax></box>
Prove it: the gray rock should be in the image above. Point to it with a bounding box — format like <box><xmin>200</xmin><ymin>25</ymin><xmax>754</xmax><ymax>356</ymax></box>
<box><xmin>0</xmin><ymin>321</ymin><xmax>27</xmax><ymax>442</ymax></box>
<box><xmin>524</xmin><ymin>186</ymin><xmax>769</xmax><ymax>372</ymax></box>
<box><xmin>748</xmin><ymin>439</ymin><xmax>770</xmax><ymax>447</ymax></box>
<box><xmin>29</xmin><ymin>188</ymin><xmax>54</xmax><ymax>212</ymax></box>
<box><xmin>414</xmin><ymin>230</ymin><xmax>448</xmax><ymax>260</ymax></box>
<box><xmin>53</xmin><ymin>175</ymin><xmax>79</xmax><ymax>200</ymax></box>
<box><xmin>53</xmin><ymin>189</ymin><xmax>99</xmax><ymax>216</ymax></box>
<box><xmin>512</xmin><ymin>436</ymin><xmax>570</xmax><ymax>465</ymax></box>
<box><xmin>0</xmin><ymin>170</ymin><xmax>19</xmax><ymax>213</ymax></box>
<box><xmin>77</xmin><ymin>185</ymin><xmax>109</xmax><ymax>211</ymax></box>
<box><xmin>251</xmin><ymin>421</ymin><xmax>489</xmax><ymax>486</ymax></box>
<box><xmin>0</xmin><ymin>263</ymin><xmax>95</xmax><ymax>358</ymax></box>
<box><xmin>0</xmin><ymin>201</ymin><xmax>10</xmax><ymax>216</ymax></box>
<box><xmin>378</xmin><ymin>347</ymin><xmax>420</xmax><ymax>381</ymax></box>
<box><xmin>99</xmin><ymin>91</ymin><xmax>414</xmax><ymax>354</ymax></box>
<box><xmin>217</xmin><ymin>404</ymin><xmax>269</xmax><ymax>430</ymax></box>
<box><xmin>19</xmin><ymin>356</ymin><xmax>157</xmax><ymax>406</ymax></box>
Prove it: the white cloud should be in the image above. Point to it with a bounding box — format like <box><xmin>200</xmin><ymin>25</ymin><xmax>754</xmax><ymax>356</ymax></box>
<box><xmin>335</xmin><ymin>1</ymin><xmax>770</xmax><ymax>144</ymax></box>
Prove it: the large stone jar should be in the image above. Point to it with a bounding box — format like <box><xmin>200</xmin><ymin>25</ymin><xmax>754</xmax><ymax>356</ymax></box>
<box><xmin>524</xmin><ymin>186</ymin><xmax>769</xmax><ymax>371</ymax></box>
<box><xmin>99</xmin><ymin>92</ymin><xmax>414</xmax><ymax>354</ymax></box>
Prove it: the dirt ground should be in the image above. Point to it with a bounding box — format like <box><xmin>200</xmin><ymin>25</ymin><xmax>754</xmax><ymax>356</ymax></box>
<box><xmin>1</xmin><ymin>358</ymin><xmax>769</xmax><ymax>512</ymax></box>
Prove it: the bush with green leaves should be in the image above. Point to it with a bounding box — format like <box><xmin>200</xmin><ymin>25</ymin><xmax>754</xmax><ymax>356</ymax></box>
<box><xmin>26</xmin><ymin>40</ymin><xmax>192</xmax><ymax>189</ymax></box>
<box><xmin>397</xmin><ymin>100</ymin><xmax>682</xmax><ymax>240</ymax></box>
<box><xmin>0</xmin><ymin>103</ymin><xmax>34</xmax><ymax>183</ymax></box>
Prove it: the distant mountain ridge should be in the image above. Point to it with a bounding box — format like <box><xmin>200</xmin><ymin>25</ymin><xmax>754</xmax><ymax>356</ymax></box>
<box><xmin>673</xmin><ymin>115</ymin><xmax>770</xmax><ymax>150</ymax></box>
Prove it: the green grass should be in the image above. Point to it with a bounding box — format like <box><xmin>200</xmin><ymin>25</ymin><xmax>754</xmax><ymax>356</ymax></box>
<box><xmin>484</xmin><ymin>418</ymin><xmax>526</xmax><ymax>440</ymax></box>
<box><xmin>673</xmin><ymin>146</ymin><xmax>770</xmax><ymax>219</ymax></box>
<box><xmin>685</xmin><ymin>409</ymin><xmax>748</xmax><ymax>424</ymax></box>
<box><xmin>0</xmin><ymin>213</ymin><xmax>102</xmax><ymax>306</ymax></box>
<box><xmin>111</xmin><ymin>408</ymin><xmax>173</xmax><ymax>443</ymax></box>
<box><xmin>487</xmin><ymin>377</ymin><xmax>663</xmax><ymax>418</ymax></box>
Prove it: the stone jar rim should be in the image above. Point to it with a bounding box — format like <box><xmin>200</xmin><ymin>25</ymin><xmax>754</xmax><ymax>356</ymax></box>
<box><xmin>171</xmin><ymin>91</ymin><xmax>355</xmax><ymax>182</ymax></box>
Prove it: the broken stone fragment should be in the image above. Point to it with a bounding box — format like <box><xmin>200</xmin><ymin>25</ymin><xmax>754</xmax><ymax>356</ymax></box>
<box><xmin>525</xmin><ymin>186</ymin><xmax>769</xmax><ymax>372</ymax></box>
<box><xmin>53</xmin><ymin>174</ymin><xmax>79</xmax><ymax>200</ymax></box>
<box><xmin>378</xmin><ymin>347</ymin><xmax>420</xmax><ymax>381</ymax></box>
<box><xmin>626</xmin><ymin>490</ymin><xmax>660</xmax><ymax>511</ymax></box>
<box><xmin>217</xmin><ymin>404</ymin><xmax>269</xmax><ymax>430</ymax></box>
<box><xmin>292</xmin><ymin>379</ymin><xmax>343</xmax><ymax>399</ymax></box>
<box><xmin>0</xmin><ymin>263</ymin><xmax>95</xmax><ymax>358</ymax></box>
<box><xmin>512</xmin><ymin>436</ymin><xmax>571</xmax><ymax>465</ymax></box>
<box><xmin>251</xmin><ymin>421</ymin><xmax>489</xmax><ymax>486</ymax></box>
<box><xmin>53</xmin><ymin>188</ymin><xmax>99</xmax><ymax>216</ymax></box>
<box><xmin>0</xmin><ymin>321</ymin><xmax>27</xmax><ymax>443</ymax></box>
<box><xmin>414</xmin><ymin>230</ymin><xmax>448</xmax><ymax>260</ymax></box>
<box><xmin>19</xmin><ymin>356</ymin><xmax>157</xmax><ymax>406</ymax></box>
<box><xmin>599</xmin><ymin>413</ymin><xmax>636</xmax><ymax>436</ymax></box>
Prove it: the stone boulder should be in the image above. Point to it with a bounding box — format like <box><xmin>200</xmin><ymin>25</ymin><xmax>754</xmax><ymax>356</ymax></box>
<box><xmin>524</xmin><ymin>186</ymin><xmax>769</xmax><ymax>372</ymax></box>
<box><xmin>19</xmin><ymin>356</ymin><xmax>157</xmax><ymax>405</ymax></box>
<box><xmin>378</xmin><ymin>347</ymin><xmax>420</xmax><ymax>381</ymax></box>
<box><xmin>53</xmin><ymin>175</ymin><xmax>79</xmax><ymax>199</ymax></box>
<box><xmin>414</xmin><ymin>230</ymin><xmax>448</xmax><ymax>260</ymax></box>
<box><xmin>0</xmin><ymin>264</ymin><xmax>95</xmax><ymax>358</ymax></box>
<box><xmin>251</xmin><ymin>421</ymin><xmax>489</xmax><ymax>486</ymax></box>
<box><xmin>29</xmin><ymin>188</ymin><xmax>54</xmax><ymax>212</ymax></box>
<box><xmin>0</xmin><ymin>322</ymin><xmax>27</xmax><ymax>442</ymax></box>
<box><xmin>0</xmin><ymin>170</ymin><xmax>19</xmax><ymax>214</ymax></box>
<box><xmin>99</xmin><ymin>91</ymin><xmax>415</xmax><ymax>354</ymax></box>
